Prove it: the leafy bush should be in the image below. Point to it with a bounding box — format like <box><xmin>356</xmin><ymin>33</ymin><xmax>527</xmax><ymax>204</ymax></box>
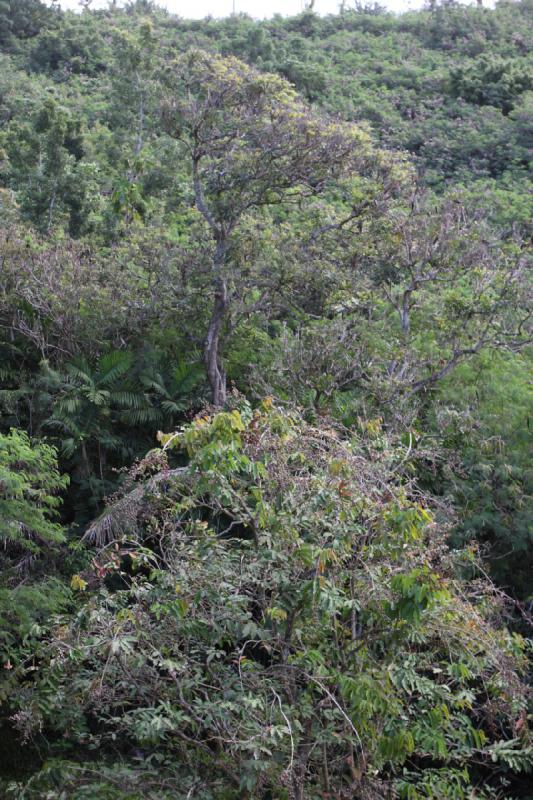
<box><xmin>0</xmin><ymin>429</ymin><xmax>70</xmax><ymax>673</ymax></box>
<box><xmin>0</xmin><ymin>428</ymin><xmax>68</xmax><ymax>565</ymax></box>
<box><xmin>5</xmin><ymin>404</ymin><xmax>531</xmax><ymax>799</ymax></box>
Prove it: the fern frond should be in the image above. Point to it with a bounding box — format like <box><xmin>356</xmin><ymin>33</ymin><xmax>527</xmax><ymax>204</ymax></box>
<box><xmin>487</xmin><ymin>739</ymin><xmax>533</xmax><ymax>773</ymax></box>
<box><xmin>84</xmin><ymin>467</ymin><xmax>186</xmax><ymax>546</ymax></box>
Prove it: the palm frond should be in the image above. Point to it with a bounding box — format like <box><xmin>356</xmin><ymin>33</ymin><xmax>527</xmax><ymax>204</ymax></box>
<box><xmin>112</xmin><ymin>391</ymin><xmax>148</xmax><ymax>409</ymax></box>
<box><xmin>161</xmin><ymin>399</ymin><xmax>186</xmax><ymax>414</ymax></box>
<box><xmin>119</xmin><ymin>407</ymin><xmax>163</xmax><ymax>426</ymax></box>
<box><xmin>97</xmin><ymin>351</ymin><xmax>133</xmax><ymax>387</ymax></box>
<box><xmin>54</xmin><ymin>396</ymin><xmax>83</xmax><ymax>415</ymax></box>
<box><xmin>65</xmin><ymin>357</ymin><xmax>93</xmax><ymax>385</ymax></box>
<box><xmin>140</xmin><ymin>375</ymin><xmax>169</xmax><ymax>397</ymax></box>
<box><xmin>172</xmin><ymin>359</ymin><xmax>202</xmax><ymax>385</ymax></box>
<box><xmin>87</xmin><ymin>388</ymin><xmax>111</xmax><ymax>406</ymax></box>
<box><xmin>96</xmin><ymin>432</ymin><xmax>125</xmax><ymax>451</ymax></box>
<box><xmin>44</xmin><ymin>416</ymin><xmax>82</xmax><ymax>438</ymax></box>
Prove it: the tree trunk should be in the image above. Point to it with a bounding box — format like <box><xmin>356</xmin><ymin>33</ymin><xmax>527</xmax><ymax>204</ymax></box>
<box><xmin>191</xmin><ymin>156</ymin><xmax>230</xmax><ymax>406</ymax></box>
<box><xmin>204</xmin><ymin>239</ymin><xmax>228</xmax><ymax>407</ymax></box>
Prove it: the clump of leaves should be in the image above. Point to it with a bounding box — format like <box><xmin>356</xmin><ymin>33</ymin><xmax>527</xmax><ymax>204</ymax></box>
<box><xmin>0</xmin><ymin>429</ymin><xmax>72</xmax><ymax>694</ymax></box>
<box><xmin>0</xmin><ymin>429</ymin><xmax>68</xmax><ymax>568</ymax></box>
<box><xmin>5</xmin><ymin>403</ymin><xmax>531</xmax><ymax>799</ymax></box>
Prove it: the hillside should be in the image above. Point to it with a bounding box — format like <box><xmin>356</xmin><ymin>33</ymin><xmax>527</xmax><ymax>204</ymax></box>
<box><xmin>0</xmin><ymin>2</ymin><xmax>532</xmax><ymax>798</ymax></box>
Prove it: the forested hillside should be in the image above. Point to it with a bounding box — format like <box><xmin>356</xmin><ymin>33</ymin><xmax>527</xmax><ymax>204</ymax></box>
<box><xmin>0</xmin><ymin>1</ymin><xmax>531</xmax><ymax>797</ymax></box>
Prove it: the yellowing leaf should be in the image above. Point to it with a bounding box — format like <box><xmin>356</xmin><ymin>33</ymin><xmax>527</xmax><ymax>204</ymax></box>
<box><xmin>71</xmin><ymin>574</ymin><xmax>87</xmax><ymax>591</ymax></box>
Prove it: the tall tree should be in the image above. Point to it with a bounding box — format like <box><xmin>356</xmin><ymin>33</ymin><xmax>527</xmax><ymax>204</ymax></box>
<box><xmin>162</xmin><ymin>51</ymin><xmax>388</xmax><ymax>405</ymax></box>
<box><xmin>0</xmin><ymin>0</ymin><xmax>52</xmax><ymax>48</ymax></box>
<box><xmin>3</xmin><ymin>99</ymin><xmax>97</xmax><ymax>236</ymax></box>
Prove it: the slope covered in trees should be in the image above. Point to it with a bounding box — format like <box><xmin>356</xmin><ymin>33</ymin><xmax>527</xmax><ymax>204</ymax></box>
<box><xmin>0</xmin><ymin>1</ymin><xmax>531</xmax><ymax>797</ymax></box>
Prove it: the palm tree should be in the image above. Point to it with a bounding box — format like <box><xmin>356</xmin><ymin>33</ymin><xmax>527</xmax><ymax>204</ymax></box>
<box><xmin>37</xmin><ymin>349</ymin><xmax>203</xmax><ymax>521</ymax></box>
<box><xmin>140</xmin><ymin>354</ymin><xmax>204</xmax><ymax>428</ymax></box>
<box><xmin>42</xmin><ymin>351</ymin><xmax>157</xmax><ymax>483</ymax></box>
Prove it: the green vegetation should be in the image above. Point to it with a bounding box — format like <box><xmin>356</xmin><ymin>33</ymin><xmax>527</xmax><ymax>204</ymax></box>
<box><xmin>0</xmin><ymin>1</ymin><xmax>531</xmax><ymax>797</ymax></box>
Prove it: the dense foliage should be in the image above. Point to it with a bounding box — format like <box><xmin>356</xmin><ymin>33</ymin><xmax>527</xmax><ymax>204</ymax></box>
<box><xmin>4</xmin><ymin>404</ymin><xmax>533</xmax><ymax>799</ymax></box>
<box><xmin>0</xmin><ymin>1</ymin><xmax>531</xmax><ymax>797</ymax></box>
